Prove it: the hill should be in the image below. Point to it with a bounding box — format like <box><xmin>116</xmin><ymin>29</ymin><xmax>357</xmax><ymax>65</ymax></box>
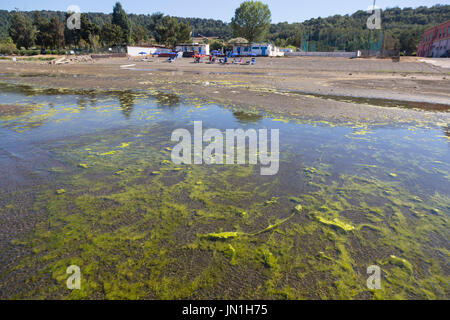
<box><xmin>0</xmin><ymin>4</ymin><xmax>449</xmax><ymax>53</ymax></box>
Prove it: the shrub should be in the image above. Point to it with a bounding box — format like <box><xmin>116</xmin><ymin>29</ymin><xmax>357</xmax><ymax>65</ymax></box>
<box><xmin>0</xmin><ymin>40</ymin><xmax>17</xmax><ymax>55</ymax></box>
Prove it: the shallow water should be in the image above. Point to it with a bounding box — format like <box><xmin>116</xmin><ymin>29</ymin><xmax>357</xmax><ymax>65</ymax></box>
<box><xmin>0</xmin><ymin>84</ymin><xmax>448</xmax><ymax>299</ymax></box>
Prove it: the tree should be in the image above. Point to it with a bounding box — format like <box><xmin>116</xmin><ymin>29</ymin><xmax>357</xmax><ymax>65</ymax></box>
<box><xmin>132</xmin><ymin>24</ymin><xmax>148</xmax><ymax>44</ymax></box>
<box><xmin>64</xmin><ymin>13</ymin><xmax>99</xmax><ymax>49</ymax></box>
<box><xmin>231</xmin><ymin>1</ymin><xmax>271</xmax><ymax>43</ymax></box>
<box><xmin>0</xmin><ymin>37</ymin><xmax>16</xmax><ymax>55</ymax></box>
<box><xmin>399</xmin><ymin>28</ymin><xmax>422</xmax><ymax>55</ymax></box>
<box><xmin>33</xmin><ymin>12</ymin><xmax>51</xmax><ymax>48</ymax></box>
<box><xmin>210</xmin><ymin>39</ymin><xmax>224</xmax><ymax>51</ymax></box>
<box><xmin>154</xmin><ymin>16</ymin><xmax>192</xmax><ymax>47</ymax></box>
<box><xmin>101</xmin><ymin>22</ymin><xmax>124</xmax><ymax>46</ymax></box>
<box><xmin>112</xmin><ymin>2</ymin><xmax>131</xmax><ymax>44</ymax></box>
<box><xmin>176</xmin><ymin>22</ymin><xmax>192</xmax><ymax>44</ymax></box>
<box><xmin>80</xmin><ymin>14</ymin><xmax>100</xmax><ymax>49</ymax></box>
<box><xmin>9</xmin><ymin>11</ymin><xmax>36</xmax><ymax>49</ymax></box>
<box><xmin>48</xmin><ymin>17</ymin><xmax>65</xmax><ymax>49</ymax></box>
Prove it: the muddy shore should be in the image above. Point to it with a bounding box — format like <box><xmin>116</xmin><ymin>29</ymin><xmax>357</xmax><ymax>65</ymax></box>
<box><xmin>0</xmin><ymin>56</ymin><xmax>449</xmax><ymax>125</ymax></box>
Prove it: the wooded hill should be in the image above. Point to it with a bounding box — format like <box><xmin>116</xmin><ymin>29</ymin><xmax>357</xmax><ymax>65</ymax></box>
<box><xmin>0</xmin><ymin>4</ymin><xmax>449</xmax><ymax>53</ymax></box>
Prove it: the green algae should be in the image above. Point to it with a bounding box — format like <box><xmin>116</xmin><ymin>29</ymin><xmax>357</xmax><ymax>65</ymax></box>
<box><xmin>0</xmin><ymin>85</ymin><xmax>448</xmax><ymax>300</ymax></box>
<box><xmin>202</xmin><ymin>232</ymin><xmax>241</xmax><ymax>240</ymax></box>
<box><xmin>314</xmin><ymin>215</ymin><xmax>355</xmax><ymax>232</ymax></box>
<box><xmin>385</xmin><ymin>255</ymin><xmax>414</xmax><ymax>274</ymax></box>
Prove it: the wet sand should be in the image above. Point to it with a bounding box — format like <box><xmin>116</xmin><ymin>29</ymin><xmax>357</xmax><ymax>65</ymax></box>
<box><xmin>0</xmin><ymin>56</ymin><xmax>449</xmax><ymax>125</ymax></box>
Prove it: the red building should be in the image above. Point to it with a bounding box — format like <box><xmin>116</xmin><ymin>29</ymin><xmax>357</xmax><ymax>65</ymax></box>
<box><xmin>417</xmin><ymin>20</ymin><xmax>450</xmax><ymax>57</ymax></box>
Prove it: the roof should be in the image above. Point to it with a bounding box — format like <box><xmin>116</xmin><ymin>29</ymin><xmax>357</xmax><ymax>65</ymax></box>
<box><xmin>177</xmin><ymin>43</ymin><xmax>209</xmax><ymax>46</ymax></box>
<box><xmin>423</xmin><ymin>20</ymin><xmax>450</xmax><ymax>33</ymax></box>
<box><xmin>127</xmin><ymin>44</ymin><xmax>169</xmax><ymax>49</ymax></box>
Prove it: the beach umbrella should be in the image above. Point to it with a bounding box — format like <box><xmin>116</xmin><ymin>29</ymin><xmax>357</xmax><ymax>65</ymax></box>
<box><xmin>139</xmin><ymin>52</ymin><xmax>147</xmax><ymax>55</ymax></box>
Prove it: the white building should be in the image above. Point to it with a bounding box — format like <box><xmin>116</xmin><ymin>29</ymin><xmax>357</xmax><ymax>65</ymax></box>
<box><xmin>232</xmin><ymin>43</ymin><xmax>284</xmax><ymax>57</ymax></box>
<box><xmin>175</xmin><ymin>43</ymin><xmax>210</xmax><ymax>55</ymax></box>
<box><xmin>127</xmin><ymin>46</ymin><xmax>172</xmax><ymax>57</ymax></box>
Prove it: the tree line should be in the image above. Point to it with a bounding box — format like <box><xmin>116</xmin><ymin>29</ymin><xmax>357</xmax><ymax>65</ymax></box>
<box><xmin>0</xmin><ymin>2</ymin><xmax>449</xmax><ymax>55</ymax></box>
<box><xmin>1</xmin><ymin>2</ymin><xmax>192</xmax><ymax>53</ymax></box>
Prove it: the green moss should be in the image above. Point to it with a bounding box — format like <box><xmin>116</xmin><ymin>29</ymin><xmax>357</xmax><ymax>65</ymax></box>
<box><xmin>385</xmin><ymin>255</ymin><xmax>413</xmax><ymax>274</ymax></box>
<box><xmin>55</xmin><ymin>189</ymin><xmax>66</xmax><ymax>195</ymax></box>
<box><xmin>2</xmin><ymin>86</ymin><xmax>449</xmax><ymax>300</ymax></box>
<box><xmin>313</xmin><ymin>215</ymin><xmax>355</xmax><ymax>232</ymax></box>
<box><xmin>260</xmin><ymin>248</ymin><xmax>277</xmax><ymax>269</ymax></box>
<box><xmin>201</xmin><ymin>232</ymin><xmax>241</xmax><ymax>240</ymax></box>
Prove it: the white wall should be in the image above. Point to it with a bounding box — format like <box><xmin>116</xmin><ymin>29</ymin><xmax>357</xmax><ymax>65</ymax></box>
<box><xmin>431</xmin><ymin>39</ymin><xmax>450</xmax><ymax>57</ymax></box>
<box><xmin>127</xmin><ymin>46</ymin><xmax>158</xmax><ymax>56</ymax></box>
<box><xmin>175</xmin><ymin>44</ymin><xmax>210</xmax><ymax>55</ymax></box>
<box><xmin>232</xmin><ymin>44</ymin><xmax>284</xmax><ymax>57</ymax></box>
<box><xmin>285</xmin><ymin>52</ymin><xmax>358</xmax><ymax>58</ymax></box>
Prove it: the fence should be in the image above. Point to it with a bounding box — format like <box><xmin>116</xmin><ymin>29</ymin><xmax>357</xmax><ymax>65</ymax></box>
<box><xmin>285</xmin><ymin>51</ymin><xmax>359</xmax><ymax>58</ymax></box>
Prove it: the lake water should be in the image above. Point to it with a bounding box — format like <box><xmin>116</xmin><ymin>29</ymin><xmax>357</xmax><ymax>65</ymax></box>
<box><xmin>0</xmin><ymin>83</ymin><xmax>448</xmax><ymax>299</ymax></box>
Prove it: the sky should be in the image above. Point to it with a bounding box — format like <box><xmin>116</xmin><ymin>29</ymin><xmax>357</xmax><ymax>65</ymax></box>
<box><xmin>0</xmin><ymin>0</ymin><xmax>448</xmax><ymax>23</ymax></box>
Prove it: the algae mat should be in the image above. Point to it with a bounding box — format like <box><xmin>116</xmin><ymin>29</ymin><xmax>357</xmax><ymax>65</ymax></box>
<box><xmin>0</xmin><ymin>84</ymin><xmax>448</xmax><ymax>299</ymax></box>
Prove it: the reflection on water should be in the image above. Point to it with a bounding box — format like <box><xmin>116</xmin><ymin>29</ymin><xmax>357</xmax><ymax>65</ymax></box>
<box><xmin>117</xmin><ymin>91</ymin><xmax>135</xmax><ymax>118</ymax></box>
<box><xmin>155</xmin><ymin>92</ymin><xmax>180</xmax><ymax>108</ymax></box>
<box><xmin>233</xmin><ymin>111</ymin><xmax>263</xmax><ymax>124</ymax></box>
<box><xmin>0</xmin><ymin>85</ymin><xmax>448</xmax><ymax>300</ymax></box>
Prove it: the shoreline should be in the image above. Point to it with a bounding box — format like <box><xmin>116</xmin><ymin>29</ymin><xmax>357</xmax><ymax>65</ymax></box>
<box><xmin>0</xmin><ymin>56</ymin><xmax>449</xmax><ymax>127</ymax></box>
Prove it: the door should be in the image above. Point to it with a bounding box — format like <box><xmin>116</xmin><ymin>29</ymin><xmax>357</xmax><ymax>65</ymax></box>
<box><xmin>262</xmin><ymin>47</ymin><xmax>267</xmax><ymax>56</ymax></box>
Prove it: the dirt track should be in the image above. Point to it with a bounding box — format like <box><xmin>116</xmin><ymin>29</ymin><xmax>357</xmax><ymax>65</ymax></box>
<box><xmin>0</xmin><ymin>56</ymin><xmax>449</xmax><ymax>125</ymax></box>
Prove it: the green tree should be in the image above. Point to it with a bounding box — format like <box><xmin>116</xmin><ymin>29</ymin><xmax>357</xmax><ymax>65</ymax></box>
<box><xmin>155</xmin><ymin>16</ymin><xmax>191</xmax><ymax>47</ymax></box>
<box><xmin>210</xmin><ymin>39</ymin><xmax>224</xmax><ymax>51</ymax></box>
<box><xmin>112</xmin><ymin>2</ymin><xmax>131</xmax><ymax>44</ymax></box>
<box><xmin>132</xmin><ymin>24</ymin><xmax>148</xmax><ymax>44</ymax></box>
<box><xmin>101</xmin><ymin>22</ymin><xmax>124</xmax><ymax>46</ymax></box>
<box><xmin>80</xmin><ymin>14</ymin><xmax>100</xmax><ymax>49</ymax></box>
<box><xmin>9</xmin><ymin>11</ymin><xmax>36</xmax><ymax>49</ymax></box>
<box><xmin>399</xmin><ymin>29</ymin><xmax>422</xmax><ymax>55</ymax></box>
<box><xmin>33</xmin><ymin>12</ymin><xmax>51</xmax><ymax>48</ymax></box>
<box><xmin>0</xmin><ymin>37</ymin><xmax>16</xmax><ymax>54</ymax></box>
<box><xmin>64</xmin><ymin>13</ymin><xmax>99</xmax><ymax>49</ymax></box>
<box><xmin>176</xmin><ymin>22</ymin><xmax>192</xmax><ymax>44</ymax></box>
<box><xmin>48</xmin><ymin>17</ymin><xmax>65</xmax><ymax>49</ymax></box>
<box><xmin>231</xmin><ymin>1</ymin><xmax>271</xmax><ymax>43</ymax></box>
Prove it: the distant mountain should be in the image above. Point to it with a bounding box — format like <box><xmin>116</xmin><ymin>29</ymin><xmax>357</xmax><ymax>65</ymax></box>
<box><xmin>1</xmin><ymin>5</ymin><xmax>449</xmax><ymax>52</ymax></box>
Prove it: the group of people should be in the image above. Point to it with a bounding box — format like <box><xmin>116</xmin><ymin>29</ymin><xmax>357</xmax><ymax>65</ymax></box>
<box><xmin>165</xmin><ymin>52</ymin><xmax>257</xmax><ymax>65</ymax></box>
<box><xmin>215</xmin><ymin>56</ymin><xmax>256</xmax><ymax>65</ymax></box>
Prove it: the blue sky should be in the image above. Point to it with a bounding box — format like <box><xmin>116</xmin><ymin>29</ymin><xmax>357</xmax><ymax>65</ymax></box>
<box><xmin>0</xmin><ymin>0</ymin><xmax>447</xmax><ymax>23</ymax></box>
